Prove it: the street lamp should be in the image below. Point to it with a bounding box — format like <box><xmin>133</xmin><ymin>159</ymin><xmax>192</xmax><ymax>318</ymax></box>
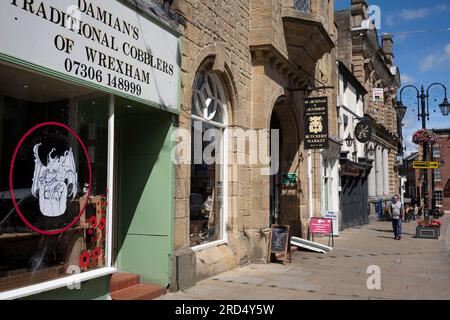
<box><xmin>398</xmin><ymin>83</ymin><xmax>450</xmax><ymax>218</ymax></box>
<box><xmin>367</xmin><ymin>143</ymin><xmax>375</xmax><ymax>156</ymax></box>
<box><xmin>395</xmin><ymin>101</ymin><xmax>407</xmax><ymax>121</ymax></box>
<box><xmin>439</xmin><ymin>98</ymin><xmax>450</xmax><ymax>116</ymax></box>
<box><xmin>345</xmin><ymin>134</ymin><xmax>354</xmax><ymax>148</ymax></box>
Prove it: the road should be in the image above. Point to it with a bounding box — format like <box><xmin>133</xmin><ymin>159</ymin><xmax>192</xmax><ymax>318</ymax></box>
<box><xmin>160</xmin><ymin>214</ymin><xmax>450</xmax><ymax>300</ymax></box>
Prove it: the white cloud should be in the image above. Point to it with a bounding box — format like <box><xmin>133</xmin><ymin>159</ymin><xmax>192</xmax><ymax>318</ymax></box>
<box><xmin>385</xmin><ymin>15</ymin><xmax>396</xmax><ymax>28</ymax></box>
<box><xmin>386</xmin><ymin>5</ymin><xmax>447</xmax><ymax>28</ymax></box>
<box><xmin>436</xmin><ymin>3</ymin><xmax>450</xmax><ymax>12</ymax></box>
<box><xmin>400</xmin><ymin>8</ymin><xmax>430</xmax><ymax>21</ymax></box>
<box><xmin>420</xmin><ymin>44</ymin><xmax>450</xmax><ymax>71</ymax></box>
<box><xmin>401</xmin><ymin>74</ymin><xmax>415</xmax><ymax>85</ymax></box>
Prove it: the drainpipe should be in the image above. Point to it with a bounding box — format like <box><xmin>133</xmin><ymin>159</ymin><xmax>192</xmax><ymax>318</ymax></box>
<box><xmin>308</xmin><ymin>150</ymin><xmax>313</xmax><ymax>219</ymax></box>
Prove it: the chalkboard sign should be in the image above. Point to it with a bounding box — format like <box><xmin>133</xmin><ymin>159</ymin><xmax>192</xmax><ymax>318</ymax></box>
<box><xmin>268</xmin><ymin>225</ymin><xmax>290</xmax><ymax>263</ymax></box>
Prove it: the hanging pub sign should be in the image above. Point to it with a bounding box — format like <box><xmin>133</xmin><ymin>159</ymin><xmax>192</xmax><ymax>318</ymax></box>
<box><xmin>304</xmin><ymin>97</ymin><xmax>329</xmax><ymax>149</ymax></box>
<box><xmin>354</xmin><ymin>118</ymin><xmax>372</xmax><ymax>143</ymax></box>
<box><xmin>0</xmin><ymin>0</ymin><xmax>181</xmax><ymax>111</ymax></box>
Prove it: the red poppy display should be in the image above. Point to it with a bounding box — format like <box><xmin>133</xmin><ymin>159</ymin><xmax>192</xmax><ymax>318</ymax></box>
<box><xmin>79</xmin><ymin>251</ymin><xmax>90</xmax><ymax>268</ymax></box>
<box><xmin>98</xmin><ymin>218</ymin><xmax>106</xmax><ymax>231</ymax></box>
<box><xmin>89</xmin><ymin>216</ymin><xmax>97</xmax><ymax>228</ymax></box>
<box><xmin>93</xmin><ymin>248</ymin><xmax>101</xmax><ymax>260</ymax></box>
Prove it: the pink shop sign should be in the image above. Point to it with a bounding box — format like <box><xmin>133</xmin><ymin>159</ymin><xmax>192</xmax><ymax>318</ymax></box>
<box><xmin>309</xmin><ymin>218</ymin><xmax>333</xmax><ymax>235</ymax></box>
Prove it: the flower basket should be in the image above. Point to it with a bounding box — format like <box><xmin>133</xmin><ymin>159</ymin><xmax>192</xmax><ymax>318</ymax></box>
<box><xmin>412</xmin><ymin>129</ymin><xmax>437</xmax><ymax>145</ymax></box>
<box><xmin>416</xmin><ymin>219</ymin><xmax>441</xmax><ymax>239</ymax></box>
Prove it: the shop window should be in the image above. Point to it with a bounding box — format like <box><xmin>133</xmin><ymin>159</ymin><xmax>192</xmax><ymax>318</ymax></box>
<box><xmin>432</xmin><ymin>146</ymin><xmax>441</xmax><ymax>158</ymax></box>
<box><xmin>434</xmin><ymin>169</ymin><xmax>442</xmax><ymax>182</ymax></box>
<box><xmin>0</xmin><ymin>62</ymin><xmax>109</xmax><ymax>293</ymax></box>
<box><xmin>190</xmin><ymin>69</ymin><xmax>227</xmax><ymax>247</ymax></box>
<box><xmin>434</xmin><ymin>191</ymin><xmax>443</xmax><ymax>207</ymax></box>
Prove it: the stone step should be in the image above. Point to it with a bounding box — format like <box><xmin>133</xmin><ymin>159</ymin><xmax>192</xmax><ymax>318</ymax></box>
<box><xmin>111</xmin><ymin>283</ymin><xmax>167</xmax><ymax>300</ymax></box>
<box><xmin>110</xmin><ymin>272</ymin><xmax>141</xmax><ymax>293</ymax></box>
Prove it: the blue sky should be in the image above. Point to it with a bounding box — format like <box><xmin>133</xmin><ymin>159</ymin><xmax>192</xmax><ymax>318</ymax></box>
<box><xmin>335</xmin><ymin>0</ymin><xmax>450</xmax><ymax>155</ymax></box>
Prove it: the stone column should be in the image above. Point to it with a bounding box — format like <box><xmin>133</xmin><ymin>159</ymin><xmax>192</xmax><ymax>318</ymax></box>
<box><xmin>375</xmin><ymin>146</ymin><xmax>383</xmax><ymax>197</ymax></box>
<box><xmin>368</xmin><ymin>147</ymin><xmax>376</xmax><ymax>198</ymax></box>
<box><xmin>383</xmin><ymin>148</ymin><xmax>390</xmax><ymax>196</ymax></box>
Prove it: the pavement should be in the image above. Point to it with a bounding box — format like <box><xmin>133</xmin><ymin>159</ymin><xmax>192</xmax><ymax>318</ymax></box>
<box><xmin>160</xmin><ymin>214</ymin><xmax>450</xmax><ymax>300</ymax></box>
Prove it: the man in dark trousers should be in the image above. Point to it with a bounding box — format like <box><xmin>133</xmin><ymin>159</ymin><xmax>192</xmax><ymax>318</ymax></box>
<box><xmin>390</xmin><ymin>195</ymin><xmax>404</xmax><ymax>240</ymax></box>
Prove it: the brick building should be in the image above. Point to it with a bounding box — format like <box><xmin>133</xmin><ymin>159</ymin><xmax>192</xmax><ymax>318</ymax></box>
<box><xmin>431</xmin><ymin>129</ymin><xmax>450</xmax><ymax>212</ymax></box>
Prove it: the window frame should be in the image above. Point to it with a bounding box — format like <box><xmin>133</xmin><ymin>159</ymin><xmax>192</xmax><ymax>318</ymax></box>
<box><xmin>434</xmin><ymin>190</ymin><xmax>443</xmax><ymax>207</ymax></box>
<box><xmin>190</xmin><ymin>70</ymin><xmax>229</xmax><ymax>252</ymax></box>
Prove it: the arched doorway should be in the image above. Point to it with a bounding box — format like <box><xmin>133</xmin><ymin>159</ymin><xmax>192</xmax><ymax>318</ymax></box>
<box><xmin>269</xmin><ymin>97</ymin><xmax>302</xmax><ymax>236</ymax></box>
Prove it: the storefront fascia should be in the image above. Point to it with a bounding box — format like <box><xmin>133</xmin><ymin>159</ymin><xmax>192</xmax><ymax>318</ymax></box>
<box><xmin>0</xmin><ymin>0</ymin><xmax>181</xmax><ymax>300</ymax></box>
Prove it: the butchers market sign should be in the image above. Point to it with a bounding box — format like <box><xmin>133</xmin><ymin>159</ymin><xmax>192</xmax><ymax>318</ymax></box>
<box><xmin>0</xmin><ymin>0</ymin><xmax>180</xmax><ymax>110</ymax></box>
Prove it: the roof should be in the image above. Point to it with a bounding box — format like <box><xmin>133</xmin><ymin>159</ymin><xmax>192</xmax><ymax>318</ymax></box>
<box><xmin>337</xmin><ymin>60</ymin><xmax>368</xmax><ymax>95</ymax></box>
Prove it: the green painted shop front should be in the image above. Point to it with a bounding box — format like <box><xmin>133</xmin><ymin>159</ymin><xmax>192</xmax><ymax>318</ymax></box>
<box><xmin>0</xmin><ymin>0</ymin><xmax>181</xmax><ymax>300</ymax></box>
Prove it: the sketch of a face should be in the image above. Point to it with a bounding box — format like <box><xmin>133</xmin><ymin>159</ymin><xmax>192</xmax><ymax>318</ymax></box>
<box><xmin>309</xmin><ymin>116</ymin><xmax>323</xmax><ymax>134</ymax></box>
<box><xmin>31</xmin><ymin>144</ymin><xmax>78</xmax><ymax>217</ymax></box>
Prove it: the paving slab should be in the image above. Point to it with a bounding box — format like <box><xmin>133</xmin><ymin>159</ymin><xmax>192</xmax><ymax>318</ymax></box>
<box><xmin>160</xmin><ymin>214</ymin><xmax>450</xmax><ymax>300</ymax></box>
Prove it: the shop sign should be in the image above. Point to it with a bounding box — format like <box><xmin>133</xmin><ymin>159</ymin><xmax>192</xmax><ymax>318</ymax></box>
<box><xmin>304</xmin><ymin>97</ymin><xmax>329</xmax><ymax>149</ymax></box>
<box><xmin>0</xmin><ymin>0</ymin><xmax>180</xmax><ymax>110</ymax></box>
<box><xmin>309</xmin><ymin>218</ymin><xmax>332</xmax><ymax>235</ymax></box>
<box><xmin>342</xmin><ymin>164</ymin><xmax>360</xmax><ymax>177</ymax></box>
<box><xmin>324</xmin><ymin>212</ymin><xmax>339</xmax><ymax>236</ymax></box>
<box><xmin>268</xmin><ymin>224</ymin><xmax>290</xmax><ymax>264</ymax></box>
<box><xmin>282</xmin><ymin>173</ymin><xmax>298</xmax><ymax>186</ymax></box>
<box><xmin>412</xmin><ymin>161</ymin><xmax>440</xmax><ymax>169</ymax></box>
<box><xmin>354</xmin><ymin>118</ymin><xmax>372</xmax><ymax>143</ymax></box>
<box><xmin>372</xmin><ymin>88</ymin><xmax>384</xmax><ymax>103</ymax></box>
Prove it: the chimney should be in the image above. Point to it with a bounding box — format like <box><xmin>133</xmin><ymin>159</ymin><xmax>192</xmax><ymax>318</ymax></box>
<box><xmin>382</xmin><ymin>33</ymin><xmax>394</xmax><ymax>66</ymax></box>
<box><xmin>351</xmin><ymin>0</ymin><xmax>368</xmax><ymax>28</ymax></box>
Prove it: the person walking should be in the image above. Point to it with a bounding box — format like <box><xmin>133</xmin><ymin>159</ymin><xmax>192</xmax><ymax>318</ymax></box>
<box><xmin>390</xmin><ymin>195</ymin><xmax>404</xmax><ymax>240</ymax></box>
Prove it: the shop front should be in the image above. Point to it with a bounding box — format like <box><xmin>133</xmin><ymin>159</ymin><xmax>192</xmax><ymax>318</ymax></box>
<box><xmin>339</xmin><ymin>155</ymin><xmax>372</xmax><ymax>230</ymax></box>
<box><xmin>0</xmin><ymin>0</ymin><xmax>181</xmax><ymax>299</ymax></box>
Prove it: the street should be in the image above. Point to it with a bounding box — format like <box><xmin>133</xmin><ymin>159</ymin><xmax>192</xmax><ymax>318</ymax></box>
<box><xmin>160</xmin><ymin>214</ymin><xmax>450</xmax><ymax>300</ymax></box>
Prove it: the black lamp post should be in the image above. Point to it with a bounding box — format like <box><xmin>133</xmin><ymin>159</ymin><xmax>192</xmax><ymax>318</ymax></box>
<box><xmin>345</xmin><ymin>134</ymin><xmax>354</xmax><ymax>148</ymax></box>
<box><xmin>367</xmin><ymin>143</ymin><xmax>375</xmax><ymax>156</ymax></box>
<box><xmin>397</xmin><ymin>83</ymin><xmax>450</xmax><ymax>219</ymax></box>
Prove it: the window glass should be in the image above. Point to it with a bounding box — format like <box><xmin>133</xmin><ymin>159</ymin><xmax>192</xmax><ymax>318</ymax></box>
<box><xmin>433</xmin><ymin>169</ymin><xmax>442</xmax><ymax>182</ymax></box>
<box><xmin>434</xmin><ymin>191</ymin><xmax>443</xmax><ymax>207</ymax></box>
<box><xmin>190</xmin><ymin>69</ymin><xmax>226</xmax><ymax>247</ymax></box>
<box><xmin>0</xmin><ymin>62</ymin><xmax>109</xmax><ymax>293</ymax></box>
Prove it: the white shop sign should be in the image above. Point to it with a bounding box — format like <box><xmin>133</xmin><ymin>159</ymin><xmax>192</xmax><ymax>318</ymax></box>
<box><xmin>324</xmin><ymin>211</ymin><xmax>339</xmax><ymax>236</ymax></box>
<box><xmin>372</xmin><ymin>88</ymin><xmax>384</xmax><ymax>103</ymax></box>
<box><xmin>0</xmin><ymin>0</ymin><xmax>180</xmax><ymax>111</ymax></box>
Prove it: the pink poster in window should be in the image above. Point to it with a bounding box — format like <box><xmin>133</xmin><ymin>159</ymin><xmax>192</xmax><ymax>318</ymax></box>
<box><xmin>309</xmin><ymin>218</ymin><xmax>333</xmax><ymax>235</ymax></box>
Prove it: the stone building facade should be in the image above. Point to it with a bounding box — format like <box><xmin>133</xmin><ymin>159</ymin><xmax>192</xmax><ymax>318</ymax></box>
<box><xmin>168</xmin><ymin>0</ymin><xmax>337</xmax><ymax>290</ymax></box>
<box><xmin>336</xmin><ymin>0</ymin><xmax>402</xmax><ymax>215</ymax></box>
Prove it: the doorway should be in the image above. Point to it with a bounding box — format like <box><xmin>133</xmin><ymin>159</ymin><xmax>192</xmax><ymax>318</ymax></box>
<box><xmin>269</xmin><ymin>99</ymin><xmax>301</xmax><ymax>236</ymax></box>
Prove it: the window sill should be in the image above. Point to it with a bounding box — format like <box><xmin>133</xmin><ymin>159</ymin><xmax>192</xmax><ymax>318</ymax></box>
<box><xmin>0</xmin><ymin>267</ymin><xmax>117</xmax><ymax>300</ymax></box>
<box><xmin>191</xmin><ymin>239</ymin><xmax>228</xmax><ymax>252</ymax></box>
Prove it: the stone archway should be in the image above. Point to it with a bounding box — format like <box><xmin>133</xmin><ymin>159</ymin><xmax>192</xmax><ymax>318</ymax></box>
<box><xmin>269</xmin><ymin>96</ymin><xmax>302</xmax><ymax>237</ymax></box>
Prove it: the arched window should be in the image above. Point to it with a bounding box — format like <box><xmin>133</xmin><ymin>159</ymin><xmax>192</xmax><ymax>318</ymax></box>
<box><xmin>190</xmin><ymin>68</ymin><xmax>227</xmax><ymax>248</ymax></box>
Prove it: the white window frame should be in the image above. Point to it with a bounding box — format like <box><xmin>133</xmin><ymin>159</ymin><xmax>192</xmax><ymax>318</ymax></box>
<box><xmin>190</xmin><ymin>71</ymin><xmax>229</xmax><ymax>252</ymax></box>
<box><xmin>434</xmin><ymin>190</ymin><xmax>443</xmax><ymax>207</ymax></box>
<box><xmin>434</xmin><ymin>169</ymin><xmax>442</xmax><ymax>182</ymax></box>
<box><xmin>0</xmin><ymin>94</ymin><xmax>117</xmax><ymax>300</ymax></box>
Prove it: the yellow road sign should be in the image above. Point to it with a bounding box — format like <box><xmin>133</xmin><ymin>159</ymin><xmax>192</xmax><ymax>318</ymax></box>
<box><xmin>413</xmin><ymin>161</ymin><xmax>440</xmax><ymax>169</ymax></box>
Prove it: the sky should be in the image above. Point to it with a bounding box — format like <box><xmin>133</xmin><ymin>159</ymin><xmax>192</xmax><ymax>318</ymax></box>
<box><xmin>335</xmin><ymin>0</ymin><xmax>450</xmax><ymax>155</ymax></box>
